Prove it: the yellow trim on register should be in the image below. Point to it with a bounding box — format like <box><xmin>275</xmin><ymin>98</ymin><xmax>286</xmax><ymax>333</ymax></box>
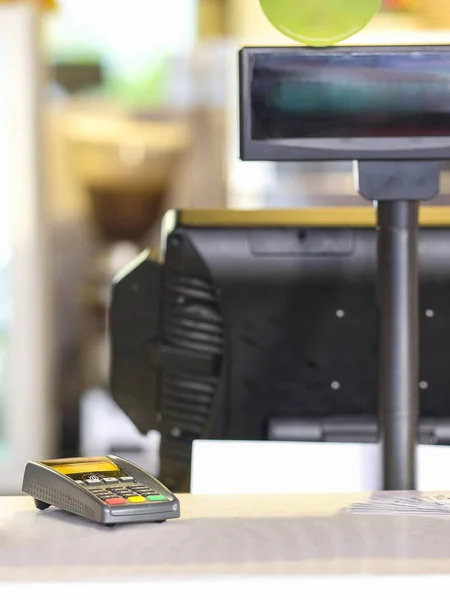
<box><xmin>177</xmin><ymin>207</ymin><xmax>450</xmax><ymax>228</ymax></box>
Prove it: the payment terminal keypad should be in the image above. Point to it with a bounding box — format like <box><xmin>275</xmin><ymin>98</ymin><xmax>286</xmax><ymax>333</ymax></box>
<box><xmin>76</xmin><ymin>479</ymin><xmax>168</xmax><ymax>505</ymax></box>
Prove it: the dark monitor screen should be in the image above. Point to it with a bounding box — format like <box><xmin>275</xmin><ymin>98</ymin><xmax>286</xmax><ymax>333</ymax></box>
<box><xmin>240</xmin><ymin>46</ymin><xmax>450</xmax><ymax>161</ymax></box>
<box><xmin>252</xmin><ymin>52</ymin><xmax>450</xmax><ymax>139</ymax></box>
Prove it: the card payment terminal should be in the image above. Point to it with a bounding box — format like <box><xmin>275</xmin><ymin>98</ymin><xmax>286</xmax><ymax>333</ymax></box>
<box><xmin>22</xmin><ymin>454</ymin><xmax>180</xmax><ymax>525</ymax></box>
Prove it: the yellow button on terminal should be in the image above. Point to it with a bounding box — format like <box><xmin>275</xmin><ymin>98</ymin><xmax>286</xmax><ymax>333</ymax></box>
<box><xmin>128</xmin><ymin>496</ymin><xmax>147</xmax><ymax>503</ymax></box>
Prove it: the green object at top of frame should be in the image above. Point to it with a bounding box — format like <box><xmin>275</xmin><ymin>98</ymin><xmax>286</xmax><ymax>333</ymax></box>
<box><xmin>259</xmin><ymin>0</ymin><xmax>382</xmax><ymax>46</ymax></box>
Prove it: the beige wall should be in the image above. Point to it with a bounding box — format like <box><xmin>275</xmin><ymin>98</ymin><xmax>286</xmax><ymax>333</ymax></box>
<box><xmin>197</xmin><ymin>0</ymin><xmax>289</xmax><ymax>42</ymax></box>
<box><xmin>44</xmin><ymin>106</ymin><xmax>90</xmax><ymax>224</ymax></box>
<box><xmin>198</xmin><ymin>0</ymin><xmax>227</xmax><ymax>38</ymax></box>
<box><xmin>227</xmin><ymin>0</ymin><xmax>286</xmax><ymax>43</ymax></box>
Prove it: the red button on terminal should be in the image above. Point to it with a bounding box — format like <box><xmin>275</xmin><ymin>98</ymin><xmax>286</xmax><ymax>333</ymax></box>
<box><xmin>105</xmin><ymin>498</ymin><xmax>126</xmax><ymax>505</ymax></box>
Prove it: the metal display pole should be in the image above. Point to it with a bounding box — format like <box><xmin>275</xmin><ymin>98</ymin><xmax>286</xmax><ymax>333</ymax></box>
<box><xmin>356</xmin><ymin>160</ymin><xmax>441</xmax><ymax>490</ymax></box>
<box><xmin>377</xmin><ymin>201</ymin><xmax>419</xmax><ymax>490</ymax></box>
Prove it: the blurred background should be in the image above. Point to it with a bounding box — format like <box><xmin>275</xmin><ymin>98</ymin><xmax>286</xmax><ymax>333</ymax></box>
<box><xmin>2</xmin><ymin>0</ymin><xmax>450</xmax><ymax>493</ymax></box>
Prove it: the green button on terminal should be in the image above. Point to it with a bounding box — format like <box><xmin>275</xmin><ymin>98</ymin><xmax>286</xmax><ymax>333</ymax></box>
<box><xmin>147</xmin><ymin>495</ymin><xmax>166</xmax><ymax>502</ymax></box>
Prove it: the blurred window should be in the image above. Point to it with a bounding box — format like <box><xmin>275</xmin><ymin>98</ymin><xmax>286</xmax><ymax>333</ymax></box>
<box><xmin>44</xmin><ymin>0</ymin><xmax>198</xmax><ymax>104</ymax></box>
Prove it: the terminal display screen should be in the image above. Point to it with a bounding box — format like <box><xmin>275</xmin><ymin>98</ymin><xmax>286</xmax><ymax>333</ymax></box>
<box><xmin>250</xmin><ymin>52</ymin><xmax>450</xmax><ymax>139</ymax></box>
<box><xmin>42</xmin><ymin>458</ymin><xmax>126</xmax><ymax>481</ymax></box>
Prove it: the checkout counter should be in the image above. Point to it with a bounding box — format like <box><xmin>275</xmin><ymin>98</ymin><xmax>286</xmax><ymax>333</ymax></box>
<box><xmin>2</xmin><ymin>491</ymin><xmax>450</xmax><ymax>594</ymax></box>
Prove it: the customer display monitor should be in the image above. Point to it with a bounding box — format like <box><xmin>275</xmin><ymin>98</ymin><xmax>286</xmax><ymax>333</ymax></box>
<box><xmin>240</xmin><ymin>46</ymin><xmax>450</xmax><ymax>161</ymax></box>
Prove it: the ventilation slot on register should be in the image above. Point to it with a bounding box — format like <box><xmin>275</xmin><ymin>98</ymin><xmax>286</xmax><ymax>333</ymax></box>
<box><xmin>163</xmin><ymin>273</ymin><xmax>224</xmax><ymax>355</ymax></box>
<box><xmin>160</xmin><ymin>272</ymin><xmax>224</xmax><ymax>443</ymax></box>
<box><xmin>162</xmin><ymin>373</ymin><xmax>218</xmax><ymax>439</ymax></box>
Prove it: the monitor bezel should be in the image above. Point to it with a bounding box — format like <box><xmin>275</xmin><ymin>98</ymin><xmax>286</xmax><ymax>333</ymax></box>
<box><xmin>239</xmin><ymin>45</ymin><xmax>450</xmax><ymax>162</ymax></box>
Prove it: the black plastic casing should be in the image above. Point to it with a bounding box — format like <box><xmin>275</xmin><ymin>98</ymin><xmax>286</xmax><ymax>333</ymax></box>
<box><xmin>109</xmin><ymin>226</ymin><xmax>450</xmax><ymax>492</ymax></box>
